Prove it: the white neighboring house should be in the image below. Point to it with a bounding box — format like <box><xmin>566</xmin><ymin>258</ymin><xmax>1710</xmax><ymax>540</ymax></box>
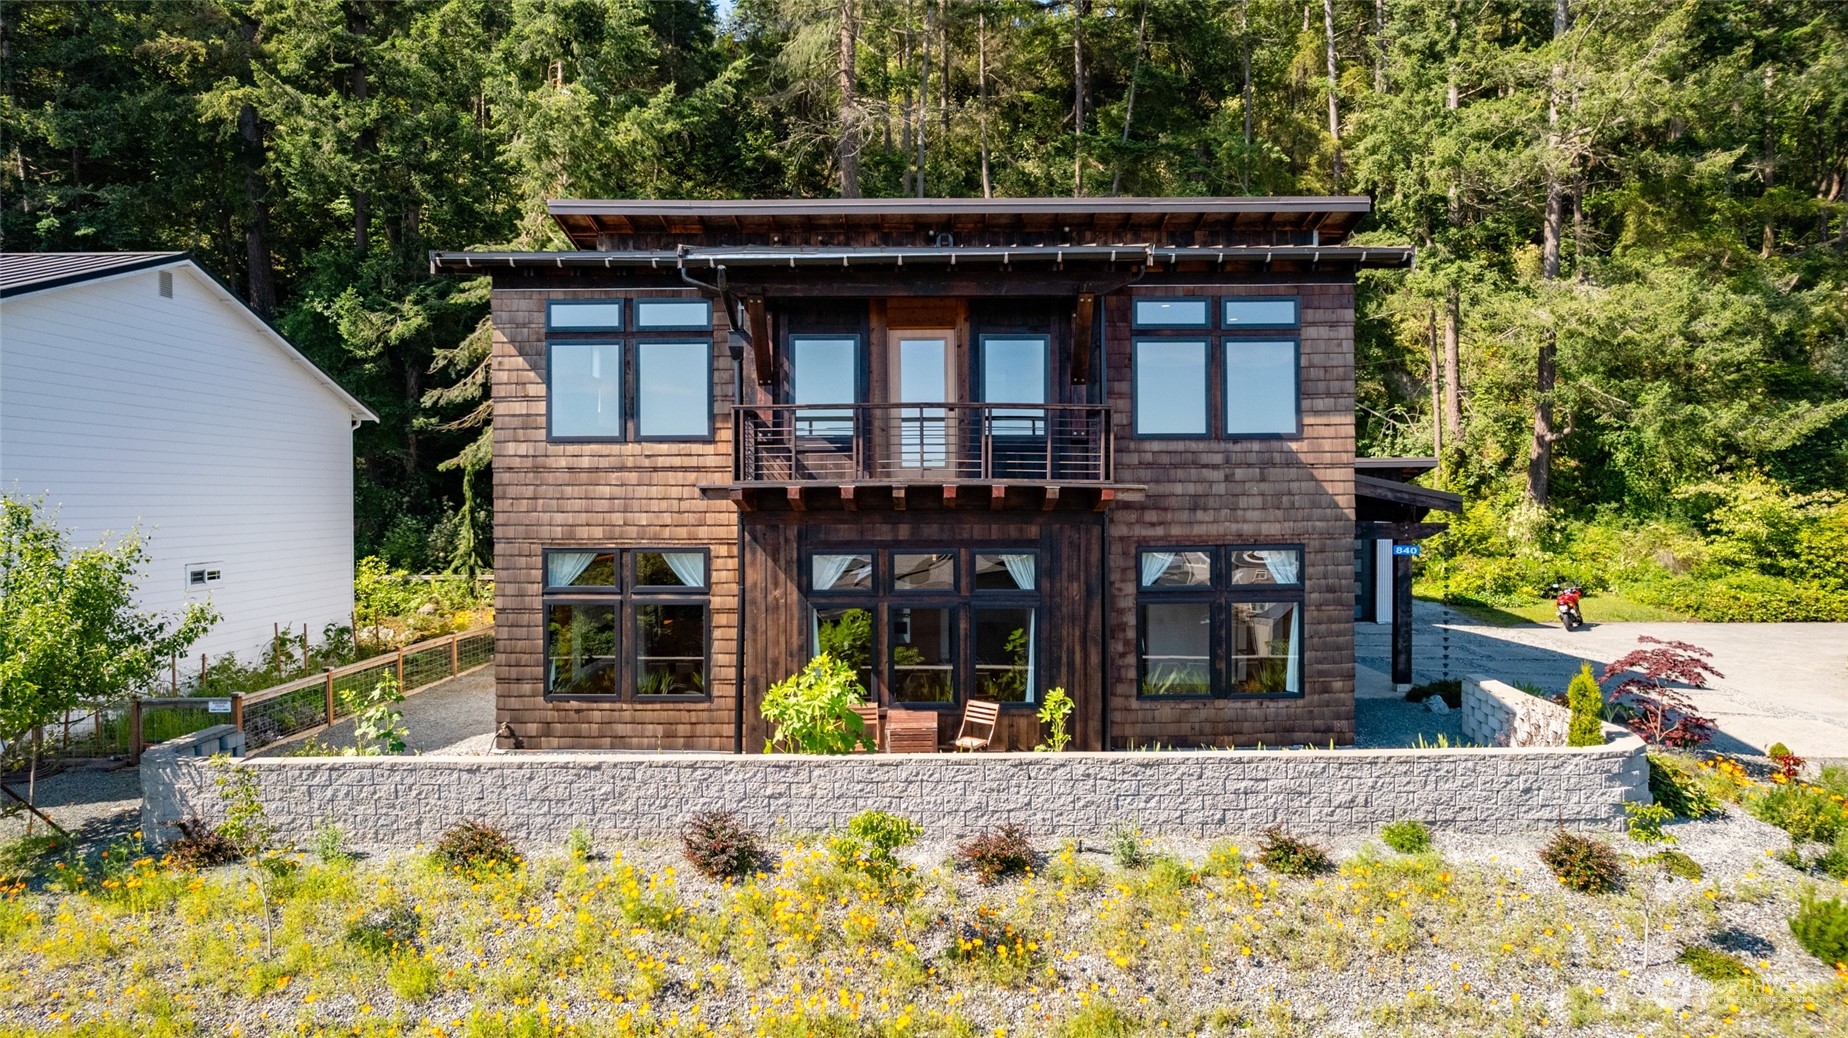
<box><xmin>0</xmin><ymin>252</ymin><xmax>378</xmax><ymax>664</ymax></box>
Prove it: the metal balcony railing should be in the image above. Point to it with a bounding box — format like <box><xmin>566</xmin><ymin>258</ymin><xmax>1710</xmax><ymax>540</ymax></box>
<box><xmin>734</xmin><ymin>403</ymin><xmax>1114</xmax><ymax>484</ymax></box>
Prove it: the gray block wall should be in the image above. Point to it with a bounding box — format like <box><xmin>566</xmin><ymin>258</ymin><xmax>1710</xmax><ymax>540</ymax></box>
<box><xmin>142</xmin><ymin>735</ymin><xmax>1649</xmax><ymax>850</ymax></box>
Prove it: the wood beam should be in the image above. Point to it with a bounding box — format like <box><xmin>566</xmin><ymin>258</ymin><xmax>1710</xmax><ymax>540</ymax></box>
<box><xmin>1093</xmin><ymin>488</ymin><xmax>1116</xmax><ymax>512</ymax></box>
<box><xmin>786</xmin><ymin>486</ymin><xmax>806</xmax><ymax>511</ymax></box>
<box><xmin>839</xmin><ymin>485</ymin><xmax>857</xmax><ymax>511</ymax></box>
<box><xmin>1041</xmin><ymin>486</ymin><xmax>1061</xmax><ymax>511</ymax></box>
<box><xmin>942</xmin><ymin>484</ymin><xmax>960</xmax><ymax>508</ymax></box>
<box><xmin>892</xmin><ymin>485</ymin><xmax>907</xmax><ymax>511</ymax></box>
<box><xmin>727</xmin><ymin>488</ymin><xmax>754</xmax><ymax>512</ymax></box>
<box><xmin>1354</xmin><ymin>520</ymin><xmax>1448</xmax><ymax>541</ymax></box>
<box><xmin>990</xmin><ymin>485</ymin><xmax>1007</xmax><ymax>510</ymax></box>
<box><xmin>746</xmin><ymin>296</ymin><xmax>772</xmax><ymax>385</ymax></box>
<box><xmin>1071</xmin><ymin>293</ymin><xmax>1096</xmax><ymax>384</ymax></box>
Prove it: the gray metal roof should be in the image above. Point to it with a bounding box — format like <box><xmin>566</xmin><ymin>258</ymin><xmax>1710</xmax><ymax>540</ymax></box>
<box><xmin>430</xmin><ymin>243</ymin><xmax>1414</xmax><ymax>272</ymax></box>
<box><xmin>548</xmin><ymin>196</ymin><xmax>1372</xmax><ymax>218</ymax></box>
<box><xmin>0</xmin><ymin>252</ymin><xmax>187</xmax><ymax>298</ymax></box>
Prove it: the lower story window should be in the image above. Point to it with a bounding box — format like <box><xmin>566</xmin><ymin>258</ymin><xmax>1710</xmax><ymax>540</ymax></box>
<box><xmin>636</xmin><ymin>603</ymin><xmax>707</xmax><ymax>696</ymax></box>
<box><xmin>1139</xmin><ymin>601</ymin><xmax>1212</xmax><ymax>696</ymax></box>
<box><xmin>1230</xmin><ymin>601</ymin><xmax>1299</xmax><ymax>694</ymax></box>
<box><xmin>547</xmin><ymin>603</ymin><xmax>617</xmax><ymax>696</ymax></box>
<box><xmin>890</xmin><ymin>606</ymin><xmax>955</xmax><ymax>703</ymax></box>
<box><xmin>1137</xmin><ymin>546</ymin><xmax>1303</xmax><ymax>698</ymax></box>
<box><xmin>973</xmin><ymin>606</ymin><xmax>1035</xmax><ymax>703</ymax></box>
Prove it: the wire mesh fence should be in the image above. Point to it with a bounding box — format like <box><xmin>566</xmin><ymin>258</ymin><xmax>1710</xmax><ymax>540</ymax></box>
<box><xmin>134</xmin><ymin>626</ymin><xmax>494</xmax><ymax>758</ymax></box>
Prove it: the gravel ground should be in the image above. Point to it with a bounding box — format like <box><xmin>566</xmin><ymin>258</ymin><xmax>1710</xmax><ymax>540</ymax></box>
<box><xmin>1354</xmin><ymin>696</ymin><xmax>1465</xmax><ymax>748</ymax></box>
<box><xmin>0</xmin><ymin>764</ymin><xmax>140</xmax><ymax>846</ymax></box>
<box><xmin>255</xmin><ymin>665</ymin><xmax>498</xmax><ymax>757</ymax></box>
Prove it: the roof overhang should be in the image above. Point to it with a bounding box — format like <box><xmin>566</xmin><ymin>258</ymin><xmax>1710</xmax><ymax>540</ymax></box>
<box><xmin>430</xmin><ymin>244</ymin><xmax>1413</xmax><ymax>275</ymax></box>
<box><xmin>1355</xmin><ymin>473</ymin><xmax>1462</xmax><ymax>515</ymax></box>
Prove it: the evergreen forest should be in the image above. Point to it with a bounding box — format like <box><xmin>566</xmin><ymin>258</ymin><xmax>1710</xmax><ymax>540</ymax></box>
<box><xmin>4</xmin><ymin>0</ymin><xmax>1845</xmax><ymax>618</ymax></box>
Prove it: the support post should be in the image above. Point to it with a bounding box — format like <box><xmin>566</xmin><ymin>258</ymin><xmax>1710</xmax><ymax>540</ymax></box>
<box><xmin>129</xmin><ymin>697</ymin><xmax>143</xmax><ymax>766</ymax></box>
<box><xmin>324</xmin><ymin>668</ymin><xmax>336</xmax><ymax>725</ymax></box>
<box><xmin>1391</xmin><ymin>544</ymin><xmax>1415</xmax><ymax>692</ymax></box>
<box><xmin>396</xmin><ymin>647</ymin><xmax>405</xmax><ymax>691</ymax></box>
<box><xmin>450</xmin><ymin>633</ymin><xmax>460</xmax><ymax>676</ymax></box>
<box><xmin>231</xmin><ymin>694</ymin><xmax>244</xmax><ymax>732</ymax></box>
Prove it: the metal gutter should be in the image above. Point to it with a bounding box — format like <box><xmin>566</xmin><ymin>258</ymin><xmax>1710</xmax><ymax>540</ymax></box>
<box><xmin>547</xmin><ymin>196</ymin><xmax>1374</xmax><ymax>218</ymax></box>
<box><xmin>430</xmin><ymin>244</ymin><xmax>1414</xmax><ymax>273</ymax></box>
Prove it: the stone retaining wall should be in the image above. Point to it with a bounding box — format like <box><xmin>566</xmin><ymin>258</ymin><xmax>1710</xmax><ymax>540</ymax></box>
<box><xmin>142</xmin><ymin>725</ymin><xmax>1649</xmax><ymax>849</ymax></box>
<box><xmin>1461</xmin><ymin>674</ymin><xmax>1578</xmax><ymax>747</ymax></box>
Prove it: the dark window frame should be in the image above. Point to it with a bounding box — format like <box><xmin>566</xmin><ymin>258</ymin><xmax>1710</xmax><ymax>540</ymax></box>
<box><xmin>1134</xmin><ymin>543</ymin><xmax>1307</xmax><ymax>701</ymax></box>
<box><xmin>545</xmin><ymin>340</ymin><xmax>626</xmax><ymax>443</ymax></box>
<box><xmin>1222</xmin><ymin>336</ymin><xmax>1303</xmax><ymax>440</ymax></box>
<box><xmin>546</xmin><ymin>298</ymin><xmax>625</xmax><ymax>332</ymax></box>
<box><xmin>788</xmin><ymin>333</ymin><xmax>867</xmax><ymax>406</ymax></box>
<box><xmin>633</xmin><ymin>338</ymin><xmax>715</xmax><ymax>442</ymax></box>
<box><xmin>541</xmin><ymin>546</ymin><xmax>713</xmax><ymax>703</ymax></box>
<box><xmin>1130</xmin><ymin>295</ymin><xmax>1213</xmax><ymax>330</ymax></box>
<box><xmin>1221</xmin><ymin>295</ymin><xmax>1300</xmax><ymax>330</ymax></box>
<box><xmin>1130</xmin><ymin>337</ymin><xmax>1212</xmax><ymax>439</ymax></box>
<box><xmin>632</xmin><ymin>297</ymin><xmax>714</xmax><ymax>332</ymax></box>
<box><xmin>974</xmin><ymin>333</ymin><xmax>1053</xmax><ymax>405</ymax></box>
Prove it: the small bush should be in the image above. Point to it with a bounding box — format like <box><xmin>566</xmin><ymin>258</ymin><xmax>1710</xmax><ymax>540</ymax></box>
<box><xmin>1676</xmin><ymin>944</ymin><xmax>1753</xmax><ymax>983</ymax></box>
<box><xmin>1540</xmin><ymin>831</ymin><xmax>1624</xmax><ymax>893</ymax></box>
<box><xmin>828</xmin><ymin>810</ymin><xmax>921</xmax><ymax>880</ymax></box>
<box><xmin>166</xmin><ymin>818</ymin><xmax>242</xmax><ymax>869</ymax></box>
<box><xmin>566</xmin><ymin>825</ymin><xmax>594</xmax><ymax>861</ymax></box>
<box><xmin>1648</xmin><ymin>754</ymin><xmax>1722</xmax><ymax>819</ymax></box>
<box><xmin>1650</xmin><ymin>849</ymin><xmax>1704</xmax><ymax>881</ymax></box>
<box><xmin>1766</xmin><ymin>742</ymin><xmax>1791</xmax><ymax>759</ymax></box>
<box><xmin>1788</xmin><ymin>893</ymin><xmax>1848</xmax><ymax>969</ymax></box>
<box><xmin>346</xmin><ymin>904</ymin><xmax>422</xmax><ymax>958</ymax></box>
<box><xmin>385</xmin><ymin>953</ymin><xmax>438</xmax><ymax>1000</ymax></box>
<box><xmin>1770</xmin><ymin>749</ymin><xmax>1806</xmax><ymax>781</ymax></box>
<box><xmin>955</xmin><ymin>824</ymin><xmax>1036</xmax><ymax>884</ymax></box>
<box><xmin>1204</xmin><ymin>840</ymin><xmax>1248</xmax><ymax>878</ymax></box>
<box><xmin>1817</xmin><ymin>764</ymin><xmax>1848</xmax><ymax>798</ymax></box>
<box><xmin>1624</xmin><ymin>801</ymin><xmax>1676</xmax><ymax>844</ymax></box>
<box><xmin>312</xmin><ymin>821</ymin><xmax>352</xmax><ymax>865</ymax></box>
<box><xmin>1405</xmin><ymin>679</ymin><xmax>1461</xmax><ymax>710</ymax></box>
<box><xmin>1749</xmin><ymin>784</ymin><xmax>1848</xmax><ymax>843</ymax></box>
<box><xmin>0</xmin><ymin>834</ymin><xmax>63</xmax><ymax>884</ymax></box>
<box><xmin>433</xmin><ymin>820</ymin><xmax>521</xmax><ymax>875</ymax></box>
<box><xmin>1816</xmin><ymin>835</ymin><xmax>1848</xmax><ymax>880</ymax></box>
<box><xmin>1380</xmin><ymin>819</ymin><xmax>1432</xmax><ymax>854</ymax></box>
<box><xmin>1566</xmin><ymin>663</ymin><xmax>1605</xmax><ymax>747</ymax></box>
<box><xmin>1106</xmin><ymin>821</ymin><xmax>1146</xmax><ymax>869</ymax></box>
<box><xmin>680</xmin><ymin>812</ymin><xmax>764</xmax><ymax>881</ymax></box>
<box><xmin>1258</xmin><ymin>827</ymin><xmax>1331</xmax><ymax>876</ymax></box>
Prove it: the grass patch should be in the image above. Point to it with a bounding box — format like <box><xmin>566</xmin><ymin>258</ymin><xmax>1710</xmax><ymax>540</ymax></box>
<box><xmin>1677</xmin><ymin>944</ymin><xmax>1754</xmax><ymax>983</ymax></box>
<box><xmin>1421</xmin><ymin>590</ymin><xmax>1693</xmax><ymax>626</ymax></box>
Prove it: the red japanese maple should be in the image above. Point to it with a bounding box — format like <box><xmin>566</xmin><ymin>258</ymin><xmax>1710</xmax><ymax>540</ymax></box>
<box><xmin>1599</xmin><ymin>636</ymin><xmax>1721</xmax><ymax>749</ymax></box>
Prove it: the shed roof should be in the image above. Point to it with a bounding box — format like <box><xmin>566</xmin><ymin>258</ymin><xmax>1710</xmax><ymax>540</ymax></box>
<box><xmin>0</xmin><ymin>252</ymin><xmax>186</xmax><ymax>297</ymax></box>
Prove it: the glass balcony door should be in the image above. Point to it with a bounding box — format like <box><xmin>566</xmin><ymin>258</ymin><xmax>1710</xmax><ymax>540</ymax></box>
<box><xmin>888</xmin><ymin>330</ymin><xmax>956</xmax><ymax>475</ymax></box>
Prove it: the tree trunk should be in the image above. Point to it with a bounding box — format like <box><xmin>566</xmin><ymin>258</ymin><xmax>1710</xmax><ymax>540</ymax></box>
<box><xmin>939</xmin><ymin>0</ymin><xmax>950</xmax><ymax>140</ymax></box>
<box><xmin>1240</xmin><ymin>0</ymin><xmax>1253</xmax><ymax>193</ymax></box>
<box><xmin>237</xmin><ymin>103</ymin><xmax>277</xmax><ymax>318</ymax></box>
<box><xmin>1760</xmin><ymin>64</ymin><xmax>1776</xmax><ymax>258</ymax></box>
<box><xmin>916</xmin><ymin>1</ymin><xmax>929</xmax><ymax>198</ymax></box>
<box><xmin>978</xmin><ymin>11</ymin><xmax>992</xmax><ymax>198</ymax></box>
<box><xmin>1323</xmin><ymin>0</ymin><xmax>1343</xmax><ymax>192</ymax></box>
<box><xmin>350</xmin><ymin>62</ymin><xmax>370</xmax><ymax>254</ymax></box>
<box><xmin>1443</xmin><ymin>286</ymin><xmax>1462</xmax><ymax>450</ymax></box>
<box><xmin>899</xmin><ymin>12</ymin><xmax>913</xmax><ymax>195</ymax></box>
<box><xmin>1373</xmin><ymin>0</ymin><xmax>1388</xmax><ymax>94</ymax></box>
<box><xmin>1109</xmin><ymin>1</ymin><xmax>1148</xmax><ymax>196</ymax></box>
<box><xmin>1428</xmin><ymin>307</ymin><xmax>1443</xmax><ymax>470</ymax></box>
<box><xmin>1526</xmin><ymin>0</ymin><xmax>1571</xmax><ymax>508</ymax></box>
<box><xmin>1072</xmin><ymin>0</ymin><xmax>1087</xmax><ymax>197</ymax></box>
<box><xmin>837</xmin><ymin>0</ymin><xmax>861</xmax><ymax>198</ymax></box>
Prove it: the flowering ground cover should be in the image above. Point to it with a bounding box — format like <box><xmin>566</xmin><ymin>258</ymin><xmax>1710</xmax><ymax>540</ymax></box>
<box><xmin>2</xmin><ymin>797</ymin><xmax>1845</xmax><ymax>1038</ymax></box>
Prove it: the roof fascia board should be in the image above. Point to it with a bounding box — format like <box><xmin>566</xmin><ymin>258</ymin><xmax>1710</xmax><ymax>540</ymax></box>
<box><xmin>430</xmin><ymin>245</ymin><xmax>1414</xmax><ymax>272</ymax></box>
<box><xmin>547</xmin><ymin>196</ymin><xmax>1374</xmax><ymax>217</ymax></box>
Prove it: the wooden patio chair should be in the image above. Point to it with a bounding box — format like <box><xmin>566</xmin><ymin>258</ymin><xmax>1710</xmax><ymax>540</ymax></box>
<box><xmin>952</xmin><ymin>699</ymin><xmax>1001</xmax><ymax>752</ymax></box>
<box><xmin>850</xmin><ymin>704</ymin><xmax>881</xmax><ymax>752</ymax></box>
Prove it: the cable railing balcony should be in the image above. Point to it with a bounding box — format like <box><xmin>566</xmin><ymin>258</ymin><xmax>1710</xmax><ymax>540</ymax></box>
<box><xmin>733</xmin><ymin>403</ymin><xmax>1114</xmax><ymax>486</ymax></box>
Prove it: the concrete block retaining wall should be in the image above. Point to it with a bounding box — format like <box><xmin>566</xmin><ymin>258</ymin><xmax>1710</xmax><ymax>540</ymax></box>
<box><xmin>1461</xmin><ymin>674</ymin><xmax>1578</xmax><ymax>747</ymax></box>
<box><xmin>142</xmin><ymin>724</ymin><xmax>1649</xmax><ymax>850</ymax></box>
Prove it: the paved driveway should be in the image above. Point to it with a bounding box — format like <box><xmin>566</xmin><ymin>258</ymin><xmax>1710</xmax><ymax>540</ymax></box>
<box><xmin>1358</xmin><ymin>604</ymin><xmax>1848</xmax><ymax>761</ymax></box>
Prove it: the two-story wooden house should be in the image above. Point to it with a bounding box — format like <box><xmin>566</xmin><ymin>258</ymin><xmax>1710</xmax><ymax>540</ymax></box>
<box><xmin>434</xmin><ymin>197</ymin><xmax>1417</xmax><ymax>752</ymax></box>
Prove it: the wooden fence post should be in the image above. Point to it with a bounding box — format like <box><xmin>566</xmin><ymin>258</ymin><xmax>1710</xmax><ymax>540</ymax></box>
<box><xmin>396</xmin><ymin>647</ymin><xmax>406</xmax><ymax>691</ymax></box>
<box><xmin>324</xmin><ymin>668</ymin><xmax>336</xmax><ymax>726</ymax></box>
<box><xmin>450</xmin><ymin>633</ymin><xmax>460</xmax><ymax>676</ymax></box>
<box><xmin>129</xmin><ymin>697</ymin><xmax>143</xmax><ymax>766</ymax></box>
<box><xmin>231</xmin><ymin>694</ymin><xmax>244</xmax><ymax>732</ymax></box>
<box><xmin>170</xmin><ymin>655</ymin><xmax>177</xmax><ymax>696</ymax></box>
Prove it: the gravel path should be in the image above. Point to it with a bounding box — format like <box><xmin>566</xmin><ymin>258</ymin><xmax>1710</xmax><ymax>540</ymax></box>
<box><xmin>1354</xmin><ymin>696</ymin><xmax>1465</xmax><ymax>748</ymax></box>
<box><xmin>0</xmin><ymin>764</ymin><xmax>140</xmax><ymax>846</ymax></box>
<box><xmin>257</xmin><ymin>665</ymin><xmax>497</xmax><ymax>756</ymax></box>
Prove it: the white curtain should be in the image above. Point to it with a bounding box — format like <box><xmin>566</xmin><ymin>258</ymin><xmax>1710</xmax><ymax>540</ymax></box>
<box><xmin>547</xmin><ymin>551</ymin><xmax>598</xmax><ymax>587</ymax></box>
<box><xmin>1285</xmin><ymin>604</ymin><xmax>1301</xmax><ymax>693</ymax></box>
<box><xmin>1000</xmin><ymin>553</ymin><xmax>1036</xmax><ymax>590</ymax></box>
<box><xmin>1026</xmin><ymin>611</ymin><xmax>1038</xmax><ymax>701</ymax></box>
<box><xmin>812</xmin><ymin>554</ymin><xmax>854</xmax><ymax>592</ymax></box>
<box><xmin>1140</xmin><ymin>551</ymin><xmax>1176</xmax><ymax>587</ymax></box>
<box><xmin>1260</xmin><ymin>549</ymin><xmax>1300</xmax><ymax>585</ymax></box>
<box><xmin>662</xmin><ymin>551</ymin><xmax>706</xmax><ymax>588</ymax></box>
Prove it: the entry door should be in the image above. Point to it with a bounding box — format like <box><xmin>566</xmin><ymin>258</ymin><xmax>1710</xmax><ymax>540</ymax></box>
<box><xmin>887</xmin><ymin>330</ymin><xmax>956</xmax><ymax>474</ymax></box>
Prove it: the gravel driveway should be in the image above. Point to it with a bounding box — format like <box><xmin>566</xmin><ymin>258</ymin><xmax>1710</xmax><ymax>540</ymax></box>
<box><xmin>256</xmin><ymin>664</ymin><xmax>498</xmax><ymax>756</ymax></box>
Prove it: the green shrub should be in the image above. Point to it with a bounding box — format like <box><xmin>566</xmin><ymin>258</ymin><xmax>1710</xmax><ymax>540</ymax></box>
<box><xmin>565</xmin><ymin>826</ymin><xmax>594</xmax><ymax>861</ymax></box>
<box><xmin>346</xmin><ymin>904</ymin><xmax>422</xmax><ymax>958</ymax></box>
<box><xmin>1566</xmin><ymin>663</ymin><xmax>1605</xmax><ymax>747</ymax></box>
<box><xmin>1258</xmin><ymin>827</ymin><xmax>1331</xmax><ymax>876</ymax></box>
<box><xmin>1380</xmin><ymin>819</ymin><xmax>1432</xmax><ymax>854</ymax></box>
<box><xmin>433</xmin><ymin>820</ymin><xmax>521</xmax><ymax>875</ymax></box>
<box><xmin>1816</xmin><ymin>837</ymin><xmax>1848</xmax><ymax>881</ymax></box>
<box><xmin>0</xmin><ymin>833</ymin><xmax>63</xmax><ymax>884</ymax></box>
<box><xmin>955</xmin><ymin>825</ymin><xmax>1037</xmax><ymax>884</ymax></box>
<box><xmin>1204</xmin><ymin>840</ymin><xmax>1248</xmax><ymax>878</ymax></box>
<box><xmin>1624</xmin><ymin>801</ymin><xmax>1676</xmax><ymax>844</ymax></box>
<box><xmin>1650</xmin><ymin>849</ymin><xmax>1704</xmax><ymax>881</ymax></box>
<box><xmin>680</xmin><ymin>812</ymin><xmax>764</xmax><ymax>881</ymax></box>
<box><xmin>1789</xmin><ymin>893</ymin><xmax>1848</xmax><ymax>969</ymax></box>
<box><xmin>1675</xmin><ymin>944</ymin><xmax>1753</xmax><ymax>983</ymax></box>
<box><xmin>760</xmin><ymin>654</ymin><xmax>874</xmax><ymax>755</ymax></box>
<box><xmin>1648</xmin><ymin>754</ymin><xmax>1722</xmax><ymax>819</ymax></box>
<box><xmin>1748</xmin><ymin>784</ymin><xmax>1848</xmax><ymax>843</ymax></box>
<box><xmin>1404</xmin><ymin>679</ymin><xmax>1461</xmax><ymax>709</ymax></box>
<box><xmin>311</xmin><ymin>821</ymin><xmax>352</xmax><ymax>865</ymax></box>
<box><xmin>1767</xmin><ymin>742</ymin><xmax>1791</xmax><ymax>759</ymax></box>
<box><xmin>1034</xmin><ymin>686</ymin><xmax>1074</xmax><ymax>752</ymax></box>
<box><xmin>827</xmin><ymin>810</ymin><xmax>921</xmax><ymax>881</ymax></box>
<box><xmin>1817</xmin><ymin>765</ymin><xmax>1848</xmax><ymax>798</ymax></box>
<box><xmin>1628</xmin><ymin>571</ymin><xmax>1848</xmax><ymax>622</ymax></box>
<box><xmin>1106</xmin><ymin>821</ymin><xmax>1146</xmax><ymax>869</ymax></box>
<box><xmin>1540</xmin><ymin>831</ymin><xmax>1624</xmax><ymax>893</ymax></box>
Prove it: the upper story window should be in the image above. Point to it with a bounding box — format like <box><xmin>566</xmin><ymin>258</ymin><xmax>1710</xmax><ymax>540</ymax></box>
<box><xmin>1132</xmin><ymin>297</ymin><xmax>1210</xmax><ymax>329</ymax></box>
<box><xmin>1132</xmin><ymin>339</ymin><xmax>1209</xmax><ymax>436</ymax></box>
<box><xmin>1223</xmin><ymin>298</ymin><xmax>1299</xmax><ymax>328</ymax></box>
<box><xmin>1224</xmin><ymin>339</ymin><xmax>1299</xmax><ymax>436</ymax></box>
<box><xmin>636</xmin><ymin>340</ymin><xmax>711</xmax><ymax>438</ymax></box>
<box><xmin>548</xmin><ymin>300</ymin><xmax>624</xmax><ymax>331</ymax></box>
<box><xmin>547</xmin><ymin>338</ymin><xmax>713</xmax><ymax>441</ymax></box>
<box><xmin>634</xmin><ymin>298</ymin><xmax>712</xmax><ymax>330</ymax></box>
<box><xmin>549</xmin><ymin>342</ymin><xmax>623</xmax><ymax>439</ymax></box>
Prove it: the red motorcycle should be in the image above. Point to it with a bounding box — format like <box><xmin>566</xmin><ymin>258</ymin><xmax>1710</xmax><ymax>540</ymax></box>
<box><xmin>1549</xmin><ymin>582</ymin><xmax>1584</xmax><ymax>631</ymax></box>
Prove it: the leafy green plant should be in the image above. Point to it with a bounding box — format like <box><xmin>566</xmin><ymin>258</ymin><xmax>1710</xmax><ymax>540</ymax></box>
<box><xmin>1648</xmin><ymin>753</ymin><xmax>1722</xmax><ymax>819</ymax></box>
<box><xmin>209</xmin><ymin>756</ymin><xmax>272</xmax><ymax>857</ymax></box>
<box><xmin>760</xmin><ymin>654</ymin><xmax>873</xmax><ymax>755</ymax></box>
<box><xmin>1258</xmin><ymin>827</ymin><xmax>1331</xmax><ymax>876</ymax></box>
<box><xmin>1380</xmin><ymin>819</ymin><xmax>1432</xmax><ymax>854</ymax></box>
<box><xmin>1625</xmin><ymin>801</ymin><xmax>1676</xmax><ymax>844</ymax></box>
<box><xmin>1034</xmin><ymin>686</ymin><xmax>1074</xmax><ymax>752</ymax></box>
<box><xmin>433</xmin><ymin>820</ymin><xmax>521</xmax><ymax>875</ymax></box>
<box><xmin>1405</xmin><ymin>679</ymin><xmax>1461</xmax><ymax>709</ymax></box>
<box><xmin>1676</xmin><ymin>944</ymin><xmax>1753</xmax><ymax>982</ymax></box>
<box><xmin>954</xmin><ymin>824</ymin><xmax>1036</xmax><ymax>884</ymax></box>
<box><xmin>1566</xmin><ymin>662</ymin><xmax>1605</xmax><ymax>747</ymax></box>
<box><xmin>346</xmin><ymin>904</ymin><xmax>422</xmax><ymax>958</ymax></box>
<box><xmin>1788</xmin><ymin>893</ymin><xmax>1848</xmax><ymax>969</ymax></box>
<box><xmin>680</xmin><ymin>811</ymin><xmax>764</xmax><ymax>880</ymax></box>
<box><xmin>1650</xmin><ymin>849</ymin><xmax>1704</xmax><ymax>881</ymax></box>
<box><xmin>312</xmin><ymin>821</ymin><xmax>352</xmax><ymax>865</ymax></box>
<box><xmin>1767</xmin><ymin>742</ymin><xmax>1791</xmax><ymax>759</ymax></box>
<box><xmin>1749</xmin><ymin>783</ymin><xmax>1848</xmax><ymax>843</ymax></box>
<box><xmin>565</xmin><ymin>826</ymin><xmax>594</xmax><ymax>861</ymax></box>
<box><xmin>340</xmin><ymin>672</ymin><xmax>408</xmax><ymax>755</ymax></box>
<box><xmin>1106</xmin><ymin>820</ymin><xmax>1146</xmax><ymax>869</ymax></box>
<box><xmin>0</xmin><ymin>833</ymin><xmax>61</xmax><ymax>884</ymax></box>
<box><xmin>827</xmin><ymin>810</ymin><xmax>921</xmax><ymax>881</ymax></box>
<box><xmin>1539</xmin><ymin>831</ymin><xmax>1624</xmax><ymax>893</ymax></box>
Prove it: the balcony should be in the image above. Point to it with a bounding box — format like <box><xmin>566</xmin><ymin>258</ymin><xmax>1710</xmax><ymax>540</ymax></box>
<box><xmin>713</xmin><ymin>403</ymin><xmax>1130</xmax><ymax>511</ymax></box>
